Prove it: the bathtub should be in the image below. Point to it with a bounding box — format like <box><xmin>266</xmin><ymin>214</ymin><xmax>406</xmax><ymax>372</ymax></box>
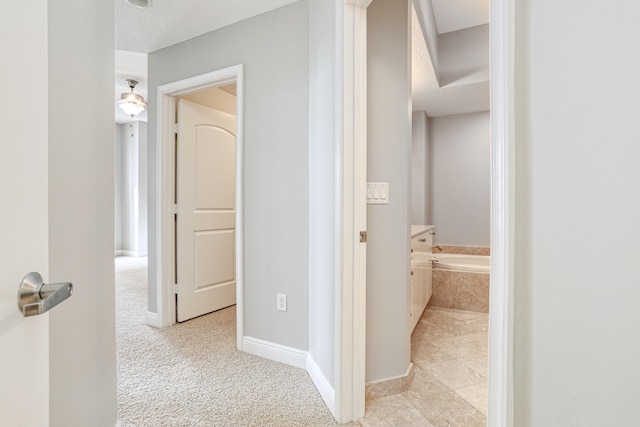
<box><xmin>432</xmin><ymin>253</ymin><xmax>490</xmax><ymax>274</ymax></box>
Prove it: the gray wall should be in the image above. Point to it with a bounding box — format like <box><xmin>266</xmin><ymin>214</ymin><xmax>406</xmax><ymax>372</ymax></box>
<box><xmin>48</xmin><ymin>0</ymin><xmax>117</xmax><ymax>424</ymax></box>
<box><xmin>438</xmin><ymin>24</ymin><xmax>489</xmax><ymax>87</ymax></box>
<box><xmin>514</xmin><ymin>0</ymin><xmax>640</xmax><ymax>424</ymax></box>
<box><xmin>148</xmin><ymin>2</ymin><xmax>310</xmax><ymax>350</ymax></box>
<box><xmin>366</xmin><ymin>0</ymin><xmax>412</xmax><ymax>382</ymax></box>
<box><xmin>428</xmin><ymin>111</ymin><xmax>490</xmax><ymax>247</ymax></box>
<box><xmin>308</xmin><ymin>0</ymin><xmax>337</xmax><ymax>385</ymax></box>
<box><xmin>411</xmin><ymin>111</ymin><xmax>428</xmax><ymax>225</ymax></box>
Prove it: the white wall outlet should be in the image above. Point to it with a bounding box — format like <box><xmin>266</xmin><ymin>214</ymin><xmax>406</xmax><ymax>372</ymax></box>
<box><xmin>277</xmin><ymin>293</ymin><xmax>287</xmax><ymax>312</ymax></box>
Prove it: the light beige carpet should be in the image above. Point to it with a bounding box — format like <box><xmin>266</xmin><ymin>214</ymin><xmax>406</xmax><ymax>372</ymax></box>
<box><xmin>115</xmin><ymin>257</ymin><xmax>344</xmax><ymax>427</ymax></box>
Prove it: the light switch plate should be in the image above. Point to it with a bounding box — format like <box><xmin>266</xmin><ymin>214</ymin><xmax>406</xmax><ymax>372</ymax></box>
<box><xmin>366</xmin><ymin>182</ymin><xmax>389</xmax><ymax>204</ymax></box>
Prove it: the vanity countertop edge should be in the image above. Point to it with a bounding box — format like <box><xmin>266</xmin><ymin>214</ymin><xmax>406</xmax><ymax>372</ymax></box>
<box><xmin>411</xmin><ymin>224</ymin><xmax>434</xmax><ymax>238</ymax></box>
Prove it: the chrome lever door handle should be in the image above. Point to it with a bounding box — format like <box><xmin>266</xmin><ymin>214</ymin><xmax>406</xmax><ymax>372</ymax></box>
<box><xmin>17</xmin><ymin>272</ymin><xmax>73</xmax><ymax>317</ymax></box>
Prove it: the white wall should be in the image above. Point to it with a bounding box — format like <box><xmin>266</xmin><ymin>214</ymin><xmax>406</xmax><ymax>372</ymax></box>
<box><xmin>138</xmin><ymin>122</ymin><xmax>148</xmax><ymax>256</ymax></box>
<box><xmin>366</xmin><ymin>0</ymin><xmax>412</xmax><ymax>382</ymax></box>
<box><xmin>115</xmin><ymin>121</ymin><xmax>148</xmax><ymax>257</ymax></box>
<box><xmin>148</xmin><ymin>2</ymin><xmax>309</xmax><ymax>350</ymax></box>
<box><xmin>117</xmin><ymin>124</ymin><xmax>132</xmax><ymax>252</ymax></box>
<box><xmin>115</xmin><ymin>128</ymin><xmax>123</xmax><ymax>251</ymax></box>
<box><xmin>308</xmin><ymin>0</ymin><xmax>337</xmax><ymax>388</ymax></box>
<box><xmin>48</xmin><ymin>0</ymin><xmax>117</xmax><ymax>424</ymax></box>
<box><xmin>514</xmin><ymin>0</ymin><xmax>640</xmax><ymax>424</ymax></box>
<box><xmin>438</xmin><ymin>24</ymin><xmax>489</xmax><ymax>87</ymax></box>
<box><xmin>428</xmin><ymin>111</ymin><xmax>490</xmax><ymax>246</ymax></box>
<box><xmin>411</xmin><ymin>111</ymin><xmax>428</xmax><ymax>225</ymax></box>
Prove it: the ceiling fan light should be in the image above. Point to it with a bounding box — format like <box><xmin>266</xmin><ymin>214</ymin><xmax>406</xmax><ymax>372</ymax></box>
<box><xmin>118</xmin><ymin>98</ymin><xmax>147</xmax><ymax>117</ymax></box>
<box><xmin>118</xmin><ymin>79</ymin><xmax>147</xmax><ymax>117</ymax></box>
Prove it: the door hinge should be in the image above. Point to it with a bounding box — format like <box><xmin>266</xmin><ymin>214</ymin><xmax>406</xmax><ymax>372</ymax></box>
<box><xmin>172</xmin><ymin>204</ymin><xmax>179</xmax><ymax>215</ymax></box>
<box><xmin>359</xmin><ymin>231</ymin><xmax>367</xmax><ymax>243</ymax></box>
<box><xmin>172</xmin><ymin>123</ymin><xmax>179</xmax><ymax>134</ymax></box>
<box><xmin>174</xmin><ymin>283</ymin><xmax>179</xmax><ymax>294</ymax></box>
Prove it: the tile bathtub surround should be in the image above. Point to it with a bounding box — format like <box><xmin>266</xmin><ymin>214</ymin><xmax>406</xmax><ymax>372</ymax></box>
<box><xmin>435</xmin><ymin>245</ymin><xmax>490</xmax><ymax>256</ymax></box>
<box><xmin>430</xmin><ymin>270</ymin><xmax>490</xmax><ymax>313</ymax></box>
<box><xmin>359</xmin><ymin>307</ymin><xmax>488</xmax><ymax>426</ymax></box>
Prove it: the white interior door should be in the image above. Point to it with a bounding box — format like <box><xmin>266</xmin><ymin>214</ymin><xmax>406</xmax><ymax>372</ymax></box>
<box><xmin>176</xmin><ymin>99</ymin><xmax>237</xmax><ymax>322</ymax></box>
<box><xmin>0</xmin><ymin>2</ymin><xmax>50</xmax><ymax>424</ymax></box>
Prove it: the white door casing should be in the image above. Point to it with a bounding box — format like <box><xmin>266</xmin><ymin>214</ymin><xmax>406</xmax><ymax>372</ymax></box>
<box><xmin>333</xmin><ymin>0</ymin><xmax>372</xmax><ymax>422</ymax></box>
<box><xmin>488</xmin><ymin>0</ymin><xmax>515</xmax><ymax>425</ymax></box>
<box><xmin>338</xmin><ymin>0</ymin><xmax>514</xmax><ymax>424</ymax></box>
<box><xmin>176</xmin><ymin>99</ymin><xmax>237</xmax><ymax>322</ymax></box>
<box><xmin>0</xmin><ymin>1</ymin><xmax>49</xmax><ymax>424</ymax></box>
<box><xmin>152</xmin><ymin>66</ymin><xmax>244</xmax><ymax>348</ymax></box>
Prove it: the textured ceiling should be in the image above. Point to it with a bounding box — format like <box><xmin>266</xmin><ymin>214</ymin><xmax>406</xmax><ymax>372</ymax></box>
<box><xmin>412</xmin><ymin>0</ymin><xmax>490</xmax><ymax>116</ymax></box>
<box><xmin>115</xmin><ymin>0</ymin><xmax>295</xmax><ymax>123</ymax></box>
<box><xmin>413</xmin><ymin>80</ymin><xmax>490</xmax><ymax>117</ymax></box>
<box><xmin>115</xmin><ymin>0</ymin><xmax>490</xmax><ymax>122</ymax></box>
<box><xmin>411</xmin><ymin>5</ymin><xmax>439</xmax><ymax>97</ymax></box>
<box><xmin>116</xmin><ymin>0</ymin><xmax>298</xmax><ymax>53</ymax></box>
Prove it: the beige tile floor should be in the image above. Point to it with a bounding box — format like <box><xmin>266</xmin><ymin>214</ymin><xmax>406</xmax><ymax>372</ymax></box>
<box><xmin>359</xmin><ymin>307</ymin><xmax>488</xmax><ymax>426</ymax></box>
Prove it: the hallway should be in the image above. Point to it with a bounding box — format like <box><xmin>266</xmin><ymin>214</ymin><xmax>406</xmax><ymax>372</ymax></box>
<box><xmin>115</xmin><ymin>257</ymin><xmax>343</xmax><ymax>426</ymax></box>
<box><xmin>116</xmin><ymin>257</ymin><xmax>487</xmax><ymax>426</ymax></box>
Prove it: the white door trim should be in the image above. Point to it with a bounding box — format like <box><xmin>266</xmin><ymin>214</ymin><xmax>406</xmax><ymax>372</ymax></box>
<box><xmin>152</xmin><ymin>65</ymin><xmax>245</xmax><ymax>350</ymax></box>
<box><xmin>340</xmin><ymin>0</ymin><xmax>514</xmax><ymax>425</ymax></box>
<box><xmin>337</xmin><ymin>0</ymin><xmax>372</xmax><ymax>423</ymax></box>
<box><xmin>488</xmin><ymin>0</ymin><xmax>515</xmax><ymax>425</ymax></box>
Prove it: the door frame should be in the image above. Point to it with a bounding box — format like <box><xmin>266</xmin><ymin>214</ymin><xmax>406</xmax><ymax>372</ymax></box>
<box><xmin>487</xmin><ymin>0</ymin><xmax>515</xmax><ymax>424</ymax></box>
<box><xmin>341</xmin><ymin>0</ymin><xmax>514</xmax><ymax>425</ymax></box>
<box><xmin>337</xmin><ymin>1</ymin><xmax>371</xmax><ymax>422</ymax></box>
<box><xmin>151</xmin><ymin>64</ymin><xmax>245</xmax><ymax>349</ymax></box>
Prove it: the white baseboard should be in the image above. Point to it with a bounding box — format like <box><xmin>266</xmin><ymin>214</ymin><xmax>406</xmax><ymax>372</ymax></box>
<box><xmin>306</xmin><ymin>354</ymin><xmax>337</xmax><ymax>420</ymax></box>
<box><xmin>365</xmin><ymin>362</ymin><xmax>415</xmax><ymax>400</ymax></box>
<box><xmin>145</xmin><ymin>311</ymin><xmax>162</xmax><ymax>328</ymax></box>
<box><xmin>116</xmin><ymin>250</ymin><xmax>148</xmax><ymax>257</ymax></box>
<box><xmin>241</xmin><ymin>336</ymin><xmax>307</xmax><ymax>369</ymax></box>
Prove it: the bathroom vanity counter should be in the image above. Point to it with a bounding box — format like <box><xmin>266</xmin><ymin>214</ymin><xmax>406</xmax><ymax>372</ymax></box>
<box><xmin>411</xmin><ymin>224</ymin><xmax>434</xmax><ymax>238</ymax></box>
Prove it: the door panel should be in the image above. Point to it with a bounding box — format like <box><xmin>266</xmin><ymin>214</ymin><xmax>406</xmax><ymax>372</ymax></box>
<box><xmin>0</xmin><ymin>2</ymin><xmax>50</xmax><ymax>425</ymax></box>
<box><xmin>195</xmin><ymin>127</ymin><xmax>236</xmax><ymax>208</ymax></box>
<box><xmin>176</xmin><ymin>99</ymin><xmax>237</xmax><ymax>322</ymax></box>
<box><xmin>2</xmin><ymin>1</ymin><xmax>116</xmax><ymax>425</ymax></box>
<box><xmin>194</xmin><ymin>230</ymin><xmax>235</xmax><ymax>289</ymax></box>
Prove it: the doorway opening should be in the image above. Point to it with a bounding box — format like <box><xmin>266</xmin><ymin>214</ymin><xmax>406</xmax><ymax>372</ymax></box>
<box><xmin>340</xmin><ymin>0</ymin><xmax>512</xmax><ymax>424</ymax></box>
<box><xmin>151</xmin><ymin>65</ymin><xmax>245</xmax><ymax>349</ymax></box>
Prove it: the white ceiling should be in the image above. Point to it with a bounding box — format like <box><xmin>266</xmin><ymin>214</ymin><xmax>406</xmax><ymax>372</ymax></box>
<box><xmin>412</xmin><ymin>0</ymin><xmax>490</xmax><ymax>117</ymax></box>
<box><xmin>431</xmin><ymin>0</ymin><xmax>489</xmax><ymax>34</ymax></box>
<box><xmin>116</xmin><ymin>0</ymin><xmax>297</xmax><ymax>53</ymax></box>
<box><xmin>115</xmin><ymin>0</ymin><xmax>489</xmax><ymax>123</ymax></box>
